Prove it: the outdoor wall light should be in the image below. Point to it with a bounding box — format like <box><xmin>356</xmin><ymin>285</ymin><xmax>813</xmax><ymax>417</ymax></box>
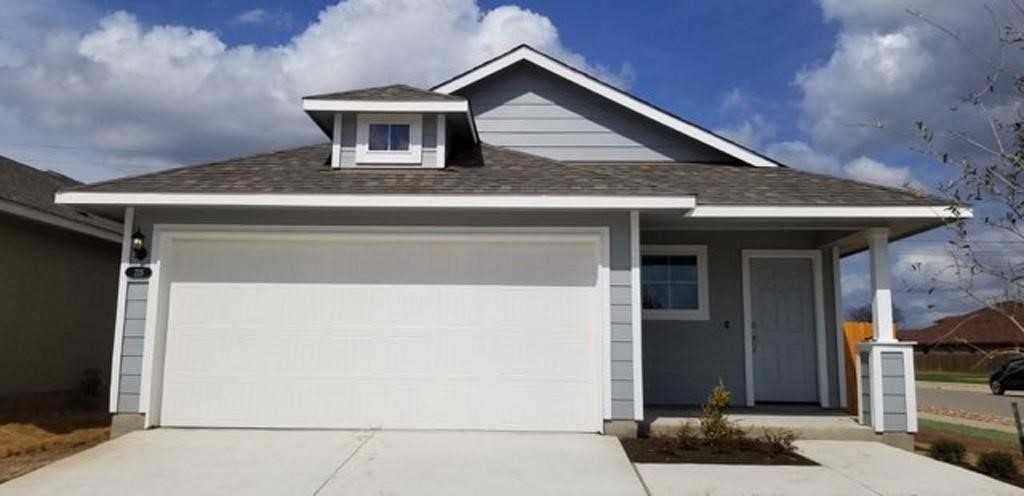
<box><xmin>131</xmin><ymin>228</ymin><xmax>148</xmax><ymax>261</ymax></box>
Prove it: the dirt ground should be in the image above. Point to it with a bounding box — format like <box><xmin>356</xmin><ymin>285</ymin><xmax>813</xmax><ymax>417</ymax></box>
<box><xmin>0</xmin><ymin>410</ymin><xmax>110</xmax><ymax>483</ymax></box>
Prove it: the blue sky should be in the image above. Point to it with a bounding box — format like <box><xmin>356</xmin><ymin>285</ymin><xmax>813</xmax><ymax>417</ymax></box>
<box><xmin>1</xmin><ymin>0</ymin><xmax>1019</xmax><ymax>326</ymax></box>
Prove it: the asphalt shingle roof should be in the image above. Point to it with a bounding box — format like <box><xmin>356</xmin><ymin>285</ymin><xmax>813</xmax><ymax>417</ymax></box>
<box><xmin>898</xmin><ymin>302</ymin><xmax>1024</xmax><ymax>347</ymax></box>
<box><xmin>0</xmin><ymin>155</ymin><xmax>121</xmax><ymax>233</ymax></box>
<box><xmin>303</xmin><ymin>84</ymin><xmax>465</xmax><ymax>102</ymax></box>
<box><xmin>66</xmin><ymin>143</ymin><xmax>942</xmax><ymax>207</ymax></box>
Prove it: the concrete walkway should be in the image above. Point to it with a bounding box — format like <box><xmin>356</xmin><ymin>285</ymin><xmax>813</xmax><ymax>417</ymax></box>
<box><xmin>0</xmin><ymin>429</ymin><xmax>646</xmax><ymax>496</ymax></box>
<box><xmin>637</xmin><ymin>440</ymin><xmax>1024</xmax><ymax>496</ymax></box>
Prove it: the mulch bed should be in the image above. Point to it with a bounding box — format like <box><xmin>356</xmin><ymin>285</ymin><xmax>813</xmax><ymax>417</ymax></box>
<box><xmin>0</xmin><ymin>410</ymin><xmax>110</xmax><ymax>483</ymax></box>
<box><xmin>620</xmin><ymin>437</ymin><xmax>816</xmax><ymax>465</ymax></box>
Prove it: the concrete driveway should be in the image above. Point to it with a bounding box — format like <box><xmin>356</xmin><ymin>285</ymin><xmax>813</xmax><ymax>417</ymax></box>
<box><xmin>0</xmin><ymin>429</ymin><xmax>646</xmax><ymax>496</ymax></box>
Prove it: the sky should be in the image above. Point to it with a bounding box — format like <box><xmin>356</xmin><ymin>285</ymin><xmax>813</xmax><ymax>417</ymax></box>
<box><xmin>1</xmin><ymin>0</ymin><xmax>1021</xmax><ymax>327</ymax></box>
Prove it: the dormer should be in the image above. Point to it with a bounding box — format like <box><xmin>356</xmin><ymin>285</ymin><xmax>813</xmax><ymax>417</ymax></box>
<box><xmin>302</xmin><ymin>85</ymin><xmax>477</xmax><ymax>169</ymax></box>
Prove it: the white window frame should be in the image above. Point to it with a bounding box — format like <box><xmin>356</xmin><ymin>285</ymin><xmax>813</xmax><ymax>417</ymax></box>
<box><xmin>641</xmin><ymin>244</ymin><xmax>709</xmax><ymax>321</ymax></box>
<box><xmin>355</xmin><ymin>113</ymin><xmax>422</xmax><ymax>164</ymax></box>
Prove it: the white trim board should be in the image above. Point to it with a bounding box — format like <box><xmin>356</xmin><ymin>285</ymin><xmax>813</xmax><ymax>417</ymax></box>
<box><xmin>301</xmin><ymin>99</ymin><xmax>468</xmax><ymax>113</ymax></box>
<box><xmin>140</xmin><ymin>224</ymin><xmax>612</xmax><ymax>431</ymax></box>
<box><xmin>0</xmin><ymin>198</ymin><xmax>121</xmax><ymax>242</ymax></box>
<box><xmin>831</xmin><ymin>247</ymin><xmax>848</xmax><ymax>409</ymax></box>
<box><xmin>629</xmin><ymin>210</ymin><xmax>644</xmax><ymax>421</ymax></box>
<box><xmin>56</xmin><ymin>192</ymin><xmax>697</xmax><ymax>210</ymax></box>
<box><xmin>432</xmin><ymin>45</ymin><xmax>782</xmax><ymax>169</ymax></box>
<box><xmin>741</xmin><ymin>250</ymin><xmax>830</xmax><ymax>408</ymax></box>
<box><xmin>688</xmin><ymin>206</ymin><xmax>969</xmax><ymax>219</ymax></box>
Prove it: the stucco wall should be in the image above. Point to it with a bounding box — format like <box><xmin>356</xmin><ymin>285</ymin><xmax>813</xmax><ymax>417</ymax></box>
<box><xmin>0</xmin><ymin>213</ymin><xmax>118</xmax><ymax>397</ymax></box>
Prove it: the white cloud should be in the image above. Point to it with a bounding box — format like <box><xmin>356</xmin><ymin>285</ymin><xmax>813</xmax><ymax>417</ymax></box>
<box><xmin>765</xmin><ymin>140</ymin><xmax>841</xmax><ymax>175</ymax></box>
<box><xmin>714</xmin><ymin>114</ymin><xmax>776</xmax><ymax>150</ymax></box>
<box><xmin>843</xmin><ymin>156</ymin><xmax>918</xmax><ymax>189</ymax></box>
<box><xmin>0</xmin><ymin>0</ymin><xmax>630</xmax><ymax>181</ymax></box>
<box><xmin>799</xmin><ymin>1</ymin><xmax>1023</xmax><ymax>158</ymax></box>
<box><xmin>231</xmin><ymin>9</ymin><xmax>275</xmax><ymax>26</ymax></box>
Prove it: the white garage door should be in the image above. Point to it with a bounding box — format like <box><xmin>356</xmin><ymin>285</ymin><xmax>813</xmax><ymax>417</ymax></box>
<box><xmin>156</xmin><ymin>230</ymin><xmax>604</xmax><ymax>432</ymax></box>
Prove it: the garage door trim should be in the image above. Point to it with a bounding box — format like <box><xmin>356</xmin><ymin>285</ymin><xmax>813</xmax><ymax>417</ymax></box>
<box><xmin>138</xmin><ymin>224</ymin><xmax>611</xmax><ymax>430</ymax></box>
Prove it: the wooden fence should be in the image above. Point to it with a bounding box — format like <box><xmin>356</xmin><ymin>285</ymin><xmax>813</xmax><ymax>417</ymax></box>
<box><xmin>842</xmin><ymin>322</ymin><xmax>874</xmax><ymax>415</ymax></box>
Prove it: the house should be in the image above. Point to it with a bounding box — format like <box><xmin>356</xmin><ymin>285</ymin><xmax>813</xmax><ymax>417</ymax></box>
<box><xmin>0</xmin><ymin>155</ymin><xmax>121</xmax><ymax>411</ymax></box>
<box><xmin>57</xmin><ymin>45</ymin><xmax>963</xmax><ymax>439</ymax></box>
<box><xmin>899</xmin><ymin>302</ymin><xmax>1024</xmax><ymax>373</ymax></box>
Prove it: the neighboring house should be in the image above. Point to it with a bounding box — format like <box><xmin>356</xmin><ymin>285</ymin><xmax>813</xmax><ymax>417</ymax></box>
<box><xmin>0</xmin><ymin>155</ymin><xmax>121</xmax><ymax>411</ymax></box>
<box><xmin>58</xmin><ymin>45</ymin><xmax>964</xmax><ymax>438</ymax></box>
<box><xmin>899</xmin><ymin>302</ymin><xmax>1024</xmax><ymax>373</ymax></box>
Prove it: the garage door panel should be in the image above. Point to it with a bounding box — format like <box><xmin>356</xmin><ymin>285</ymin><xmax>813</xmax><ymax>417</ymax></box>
<box><xmin>159</xmin><ymin>232</ymin><xmax>603</xmax><ymax>431</ymax></box>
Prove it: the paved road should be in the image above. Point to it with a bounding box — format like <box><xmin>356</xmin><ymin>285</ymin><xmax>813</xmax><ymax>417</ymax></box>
<box><xmin>917</xmin><ymin>383</ymin><xmax>1024</xmax><ymax>419</ymax></box>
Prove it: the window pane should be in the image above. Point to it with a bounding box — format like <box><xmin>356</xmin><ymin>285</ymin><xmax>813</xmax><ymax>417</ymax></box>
<box><xmin>670</xmin><ymin>283</ymin><xmax>699</xmax><ymax>310</ymax></box>
<box><xmin>368</xmin><ymin>124</ymin><xmax>390</xmax><ymax>150</ymax></box>
<box><xmin>642</xmin><ymin>256</ymin><xmax>670</xmax><ymax>282</ymax></box>
<box><xmin>669</xmin><ymin>255</ymin><xmax>698</xmax><ymax>282</ymax></box>
<box><xmin>389</xmin><ymin>124</ymin><xmax>410</xmax><ymax>150</ymax></box>
<box><xmin>642</xmin><ymin>283</ymin><xmax>670</xmax><ymax>309</ymax></box>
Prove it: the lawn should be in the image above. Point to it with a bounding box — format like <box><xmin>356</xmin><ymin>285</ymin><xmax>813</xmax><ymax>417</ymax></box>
<box><xmin>917</xmin><ymin>371</ymin><xmax>990</xmax><ymax>385</ymax></box>
<box><xmin>916</xmin><ymin>418</ymin><xmax>1024</xmax><ymax>488</ymax></box>
<box><xmin>0</xmin><ymin>410</ymin><xmax>110</xmax><ymax>483</ymax></box>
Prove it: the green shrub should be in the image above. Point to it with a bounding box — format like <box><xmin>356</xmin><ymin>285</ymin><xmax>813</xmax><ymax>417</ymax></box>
<box><xmin>928</xmin><ymin>439</ymin><xmax>966</xmax><ymax>464</ymax></box>
<box><xmin>700</xmin><ymin>381</ymin><xmax>743</xmax><ymax>448</ymax></box>
<box><xmin>978</xmin><ymin>451</ymin><xmax>1017</xmax><ymax>479</ymax></box>
<box><xmin>758</xmin><ymin>428</ymin><xmax>798</xmax><ymax>455</ymax></box>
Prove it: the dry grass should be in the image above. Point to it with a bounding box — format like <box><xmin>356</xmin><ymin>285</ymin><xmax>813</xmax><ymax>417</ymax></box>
<box><xmin>0</xmin><ymin>410</ymin><xmax>110</xmax><ymax>483</ymax></box>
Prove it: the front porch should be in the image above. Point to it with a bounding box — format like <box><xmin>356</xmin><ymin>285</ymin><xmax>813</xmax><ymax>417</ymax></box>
<box><xmin>631</xmin><ymin>210</ymin><xmax>931</xmax><ymax>438</ymax></box>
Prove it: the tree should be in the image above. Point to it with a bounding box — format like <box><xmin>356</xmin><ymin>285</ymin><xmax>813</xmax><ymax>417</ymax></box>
<box><xmin>907</xmin><ymin>4</ymin><xmax>1024</xmax><ymax>339</ymax></box>
<box><xmin>845</xmin><ymin>303</ymin><xmax>905</xmax><ymax>326</ymax></box>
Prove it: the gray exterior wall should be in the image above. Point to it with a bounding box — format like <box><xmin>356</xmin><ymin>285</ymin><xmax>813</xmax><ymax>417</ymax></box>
<box><xmin>119</xmin><ymin>208</ymin><xmax>637</xmax><ymax>419</ymax></box>
<box><xmin>0</xmin><ymin>213</ymin><xmax>118</xmax><ymax>408</ymax></box>
<box><xmin>881</xmin><ymin>352</ymin><xmax>908</xmax><ymax>431</ymax></box>
<box><xmin>640</xmin><ymin>230</ymin><xmax>841</xmax><ymax>407</ymax></box>
<box><xmin>860</xmin><ymin>350</ymin><xmax>871</xmax><ymax>425</ymax></box>
<box><xmin>116</xmin><ymin>281</ymin><xmax>148</xmax><ymax>412</ymax></box>
<box><xmin>337</xmin><ymin>112</ymin><xmax>439</xmax><ymax>167</ymax></box>
<box><xmin>457</xmin><ymin>62</ymin><xmax>733</xmax><ymax>163</ymax></box>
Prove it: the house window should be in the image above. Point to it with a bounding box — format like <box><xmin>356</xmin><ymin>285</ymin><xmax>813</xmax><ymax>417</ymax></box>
<box><xmin>641</xmin><ymin>245</ymin><xmax>709</xmax><ymax>321</ymax></box>
<box><xmin>355</xmin><ymin>114</ymin><xmax>422</xmax><ymax>164</ymax></box>
<box><xmin>368</xmin><ymin>124</ymin><xmax>411</xmax><ymax>151</ymax></box>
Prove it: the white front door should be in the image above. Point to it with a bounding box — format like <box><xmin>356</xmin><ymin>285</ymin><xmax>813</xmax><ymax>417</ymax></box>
<box><xmin>750</xmin><ymin>257</ymin><xmax>819</xmax><ymax>403</ymax></box>
<box><xmin>155</xmin><ymin>229</ymin><xmax>605</xmax><ymax>432</ymax></box>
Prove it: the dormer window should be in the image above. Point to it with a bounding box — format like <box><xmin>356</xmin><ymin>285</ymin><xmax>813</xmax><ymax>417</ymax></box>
<box><xmin>356</xmin><ymin>114</ymin><xmax>422</xmax><ymax>164</ymax></box>
<box><xmin>368</xmin><ymin>124</ymin><xmax>410</xmax><ymax>152</ymax></box>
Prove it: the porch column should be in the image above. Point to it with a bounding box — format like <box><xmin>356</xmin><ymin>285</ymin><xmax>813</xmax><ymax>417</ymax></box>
<box><xmin>867</xmin><ymin>228</ymin><xmax>895</xmax><ymax>343</ymax></box>
<box><xmin>858</xmin><ymin>227</ymin><xmax>917</xmax><ymax>435</ymax></box>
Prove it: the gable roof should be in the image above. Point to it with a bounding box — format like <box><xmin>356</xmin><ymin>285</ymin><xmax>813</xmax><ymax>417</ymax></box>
<box><xmin>0</xmin><ymin>155</ymin><xmax>120</xmax><ymax>240</ymax></box>
<box><xmin>59</xmin><ymin>142</ymin><xmax>944</xmax><ymax>210</ymax></box>
<box><xmin>432</xmin><ymin>44</ymin><xmax>785</xmax><ymax>169</ymax></box>
<box><xmin>898</xmin><ymin>302</ymin><xmax>1024</xmax><ymax>347</ymax></box>
<box><xmin>304</xmin><ymin>84</ymin><xmax>465</xmax><ymax>102</ymax></box>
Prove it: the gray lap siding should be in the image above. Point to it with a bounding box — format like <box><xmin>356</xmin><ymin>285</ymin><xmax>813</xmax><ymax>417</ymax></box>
<box><xmin>114</xmin><ymin>208</ymin><xmax>637</xmax><ymax>420</ymax></box>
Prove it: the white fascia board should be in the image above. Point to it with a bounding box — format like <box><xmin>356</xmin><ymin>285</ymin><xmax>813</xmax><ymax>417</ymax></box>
<box><xmin>687</xmin><ymin>205</ymin><xmax>971</xmax><ymax>219</ymax></box>
<box><xmin>433</xmin><ymin>46</ymin><xmax>782</xmax><ymax>168</ymax></box>
<box><xmin>301</xmin><ymin>99</ymin><xmax>468</xmax><ymax>113</ymax></box>
<box><xmin>56</xmin><ymin>192</ymin><xmax>696</xmax><ymax>210</ymax></box>
<box><xmin>0</xmin><ymin>198</ymin><xmax>121</xmax><ymax>242</ymax></box>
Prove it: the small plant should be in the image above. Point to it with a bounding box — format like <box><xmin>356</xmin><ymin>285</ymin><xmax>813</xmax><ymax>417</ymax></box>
<box><xmin>758</xmin><ymin>428</ymin><xmax>798</xmax><ymax>455</ymax></box>
<box><xmin>651</xmin><ymin>423</ymin><xmax>700</xmax><ymax>453</ymax></box>
<box><xmin>699</xmin><ymin>380</ymin><xmax>743</xmax><ymax>448</ymax></box>
<box><xmin>978</xmin><ymin>451</ymin><xmax>1018</xmax><ymax>479</ymax></box>
<box><xmin>928</xmin><ymin>439</ymin><xmax>966</xmax><ymax>464</ymax></box>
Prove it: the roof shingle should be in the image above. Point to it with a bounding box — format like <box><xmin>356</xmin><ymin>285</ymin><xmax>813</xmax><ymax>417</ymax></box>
<box><xmin>303</xmin><ymin>84</ymin><xmax>465</xmax><ymax>102</ymax></box>
<box><xmin>0</xmin><ymin>155</ymin><xmax>121</xmax><ymax>233</ymax></box>
<box><xmin>66</xmin><ymin>143</ymin><xmax>944</xmax><ymax>207</ymax></box>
